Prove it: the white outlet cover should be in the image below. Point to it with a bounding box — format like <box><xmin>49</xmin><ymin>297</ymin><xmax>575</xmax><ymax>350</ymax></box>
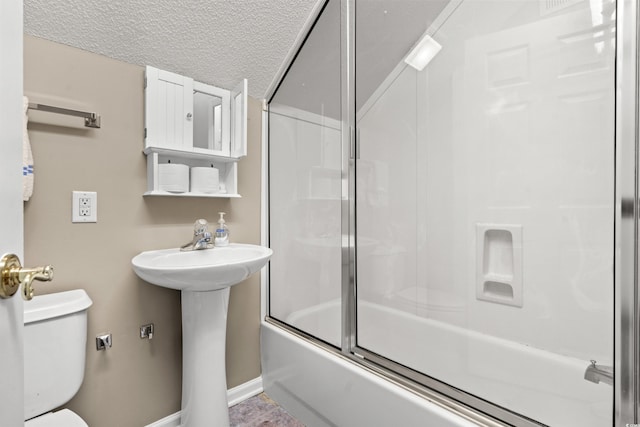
<box><xmin>72</xmin><ymin>191</ymin><xmax>97</xmax><ymax>223</ymax></box>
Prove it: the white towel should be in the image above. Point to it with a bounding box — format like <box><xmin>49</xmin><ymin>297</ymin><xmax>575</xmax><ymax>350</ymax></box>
<box><xmin>23</xmin><ymin>96</ymin><xmax>34</xmax><ymax>201</ymax></box>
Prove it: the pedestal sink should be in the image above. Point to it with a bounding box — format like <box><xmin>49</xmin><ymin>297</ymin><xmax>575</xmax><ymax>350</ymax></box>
<box><xmin>131</xmin><ymin>243</ymin><xmax>272</xmax><ymax>427</ymax></box>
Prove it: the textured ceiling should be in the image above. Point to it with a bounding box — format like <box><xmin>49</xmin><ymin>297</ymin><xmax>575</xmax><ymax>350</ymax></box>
<box><xmin>23</xmin><ymin>0</ymin><xmax>320</xmax><ymax>98</ymax></box>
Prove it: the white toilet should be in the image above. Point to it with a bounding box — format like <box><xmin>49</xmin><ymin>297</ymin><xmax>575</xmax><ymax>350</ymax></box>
<box><xmin>23</xmin><ymin>289</ymin><xmax>93</xmax><ymax>426</ymax></box>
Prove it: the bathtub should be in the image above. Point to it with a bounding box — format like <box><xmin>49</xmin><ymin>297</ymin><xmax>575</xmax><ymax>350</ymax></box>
<box><xmin>261</xmin><ymin>300</ymin><xmax>611</xmax><ymax>427</ymax></box>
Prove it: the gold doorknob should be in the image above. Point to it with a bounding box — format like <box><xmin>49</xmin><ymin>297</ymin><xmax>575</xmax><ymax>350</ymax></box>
<box><xmin>0</xmin><ymin>254</ymin><xmax>54</xmax><ymax>300</ymax></box>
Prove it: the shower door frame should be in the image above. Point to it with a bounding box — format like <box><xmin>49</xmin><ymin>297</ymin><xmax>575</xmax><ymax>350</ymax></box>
<box><xmin>265</xmin><ymin>0</ymin><xmax>640</xmax><ymax>425</ymax></box>
<box><xmin>615</xmin><ymin>0</ymin><xmax>639</xmax><ymax>423</ymax></box>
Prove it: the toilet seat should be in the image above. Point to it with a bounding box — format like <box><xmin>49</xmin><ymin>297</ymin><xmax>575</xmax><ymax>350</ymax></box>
<box><xmin>24</xmin><ymin>409</ymin><xmax>88</xmax><ymax>427</ymax></box>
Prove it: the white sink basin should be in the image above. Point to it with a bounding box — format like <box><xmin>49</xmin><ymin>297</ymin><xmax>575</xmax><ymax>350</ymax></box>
<box><xmin>131</xmin><ymin>243</ymin><xmax>273</xmax><ymax>291</ymax></box>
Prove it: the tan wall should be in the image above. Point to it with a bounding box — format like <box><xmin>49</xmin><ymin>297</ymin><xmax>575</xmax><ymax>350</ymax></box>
<box><xmin>23</xmin><ymin>35</ymin><xmax>263</xmax><ymax>427</ymax></box>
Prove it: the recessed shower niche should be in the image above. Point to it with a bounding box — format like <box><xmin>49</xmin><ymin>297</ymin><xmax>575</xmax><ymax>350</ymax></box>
<box><xmin>475</xmin><ymin>224</ymin><xmax>523</xmax><ymax>307</ymax></box>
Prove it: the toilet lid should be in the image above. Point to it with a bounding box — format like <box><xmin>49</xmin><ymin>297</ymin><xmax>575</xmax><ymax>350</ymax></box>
<box><xmin>25</xmin><ymin>409</ymin><xmax>88</xmax><ymax>427</ymax></box>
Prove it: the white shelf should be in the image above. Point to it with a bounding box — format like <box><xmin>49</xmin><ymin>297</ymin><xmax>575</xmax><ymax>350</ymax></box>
<box><xmin>145</xmin><ymin>152</ymin><xmax>239</xmax><ymax>198</ymax></box>
<box><xmin>143</xmin><ymin>146</ymin><xmax>239</xmax><ymax>163</ymax></box>
<box><xmin>143</xmin><ymin>190</ymin><xmax>241</xmax><ymax>198</ymax></box>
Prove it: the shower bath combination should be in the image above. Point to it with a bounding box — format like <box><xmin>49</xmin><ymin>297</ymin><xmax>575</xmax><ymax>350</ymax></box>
<box><xmin>265</xmin><ymin>0</ymin><xmax>633</xmax><ymax>426</ymax></box>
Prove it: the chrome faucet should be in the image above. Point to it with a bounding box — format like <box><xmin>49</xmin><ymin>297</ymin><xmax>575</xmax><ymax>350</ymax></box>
<box><xmin>584</xmin><ymin>360</ymin><xmax>613</xmax><ymax>386</ymax></box>
<box><xmin>180</xmin><ymin>219</ymin><xmax>214</xmax><ymax>251</ymax></box>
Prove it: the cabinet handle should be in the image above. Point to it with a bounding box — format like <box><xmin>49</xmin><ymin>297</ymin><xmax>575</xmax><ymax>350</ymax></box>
<box><xmin>186</xmin><ymin>112</ymin><xmax>193</xmax><ymax>120</ymax></box>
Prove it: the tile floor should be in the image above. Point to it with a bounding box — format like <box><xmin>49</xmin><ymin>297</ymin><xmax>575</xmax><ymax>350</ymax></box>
<box><xmin>229</xmin><ymin>393</ymin><xmax>305</xmax><ymax>427</ymax></box>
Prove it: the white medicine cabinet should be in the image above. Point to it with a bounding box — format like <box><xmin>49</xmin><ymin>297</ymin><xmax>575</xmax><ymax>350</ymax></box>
<box><xmin>143</xmin><ymin>66</ymin><xmax>247</xmax><ymax>197</ymax></box>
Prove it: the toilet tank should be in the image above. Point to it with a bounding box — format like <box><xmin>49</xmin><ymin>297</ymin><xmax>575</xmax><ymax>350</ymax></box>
<box><xmin>24</xmin><ymin>289</ymin><xmax>92</xmax><ymax>421</ymax></box>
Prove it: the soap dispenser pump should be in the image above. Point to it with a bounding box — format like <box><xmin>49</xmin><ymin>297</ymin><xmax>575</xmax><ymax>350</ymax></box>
<box><xmin>214</xmin><ymin>212</ymin><xmax>229</xmax><ymax>247</ymax></box>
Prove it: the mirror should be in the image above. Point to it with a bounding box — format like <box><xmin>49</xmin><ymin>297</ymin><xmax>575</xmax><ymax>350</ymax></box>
<box><xmin>192</xmin><ymin>82</ymin><xmax>230</xmax><ymax>155</ymax></box>
<box><xmin>193</xmin><ymin>91</ymin><xmax>223</xmax><ymax>151</ymax></box>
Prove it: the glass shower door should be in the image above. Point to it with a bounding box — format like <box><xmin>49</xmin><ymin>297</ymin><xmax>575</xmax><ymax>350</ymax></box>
<box><xmin>269</xmin><ymin>0</ymin><xmax>343</xmax><ymax>347</ymax></box>
<box><xmin>354</xmin><ymin>1</ymin><xmax>615</xmax><ymax>425</ymax></box>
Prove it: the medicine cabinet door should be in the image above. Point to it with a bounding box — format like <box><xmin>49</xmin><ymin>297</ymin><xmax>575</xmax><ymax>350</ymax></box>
<box><xmin>144</xmin><ymin>66</ymin><xmax>193</xmax><ymax>151</ymax></box>
<box><xmin>230</xmin><ymin>78</ymin><xmax>247</xmax><ymax>158</ymax></box>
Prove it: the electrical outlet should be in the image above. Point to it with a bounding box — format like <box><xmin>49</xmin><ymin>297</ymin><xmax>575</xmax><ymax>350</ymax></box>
<box><xmin>79</xmin><ymin>197</ymin><xmax>91</xmax><ymax>217</ymax></box>
<box><xmin>72</xmin><ymin>191</ymin><xmax>97</xmax><ymax>223</ymax></box>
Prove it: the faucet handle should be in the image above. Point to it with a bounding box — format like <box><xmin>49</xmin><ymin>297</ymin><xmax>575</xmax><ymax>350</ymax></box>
<box><xmin>193</xmin><ymin>219</ymin><xmax>209</xmax><ymax>235</ymax></box>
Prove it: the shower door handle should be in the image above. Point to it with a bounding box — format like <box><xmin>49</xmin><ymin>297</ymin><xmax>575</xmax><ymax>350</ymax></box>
<box><xmin>0</xmin><ymin>253</ymin><xmax>54</xmax><ymax>300</ymax></box>
<box><xmin>350</xmin><ymin>127</ymin><xmax>360</xmax><ymax>160</ymax></box>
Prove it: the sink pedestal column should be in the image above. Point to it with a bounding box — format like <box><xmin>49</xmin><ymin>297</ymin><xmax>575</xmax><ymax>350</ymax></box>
<box><xmin>180</xmin><ymin>288</ymin><xmax>231</xmax><ymax>427</ymax></box>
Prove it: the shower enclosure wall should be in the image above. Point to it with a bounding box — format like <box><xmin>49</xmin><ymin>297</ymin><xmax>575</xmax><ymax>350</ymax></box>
<box><xmin>265</xmin><ymin>0</ymin><xmax>634</xmax><ymax>425</ymax></box>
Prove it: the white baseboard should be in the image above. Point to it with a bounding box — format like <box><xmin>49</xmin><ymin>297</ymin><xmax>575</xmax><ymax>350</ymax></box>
<box><xmin>227</xmin><ymin>376</ymin><xmax>264</xmax><ymax>406</ymax></box>
<box><xmin>145</xmin><ymin>376</ymin><xmax>263</xmax><ymax>427</ymax></box>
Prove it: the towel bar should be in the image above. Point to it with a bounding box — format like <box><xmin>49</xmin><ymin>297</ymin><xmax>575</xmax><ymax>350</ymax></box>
<box><xmin>27</xmin><ymin>102</ymin><xmax>101</xmax><ymax>128</ymax></box>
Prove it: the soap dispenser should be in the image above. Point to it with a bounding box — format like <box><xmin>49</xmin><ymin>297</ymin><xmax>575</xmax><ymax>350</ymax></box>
<box><xmin>214</xmin><ymin>212</ymin><xmax>230</xmax><ymax>247</ymax></box>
